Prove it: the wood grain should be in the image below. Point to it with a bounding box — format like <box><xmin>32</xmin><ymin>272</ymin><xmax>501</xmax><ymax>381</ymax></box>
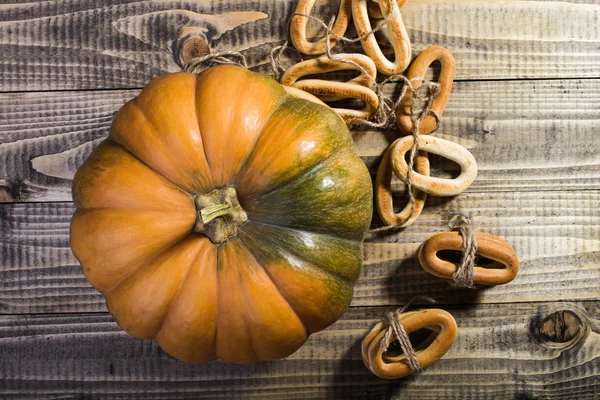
<box><xmin>2</xmin><ymin>78</ymin><xmax>600</xmax><ymax>202</ymax></box>
<box><xmin>2</xmin><ymin>191</ymin><xmax>599</xmax><ymax>314</ymax></box>
<box><xmin>2</xmin><ymin>0</ymin><xmax>600</xmax><ymax>91</ymax></box>
<box><xmin>0</xmin><ymin>302</ymin><xmax>597</xmax><ymax>399</ymax></box>
<box><xmin>1</xmin><ymin>0</ymin><xmax>598</xmax><ymax>397</ymax></box>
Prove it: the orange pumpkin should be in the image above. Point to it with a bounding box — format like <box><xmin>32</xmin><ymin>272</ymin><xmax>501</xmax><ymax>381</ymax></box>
<box><xmin>70</xmin><ymin>65</ymin><xmax>373</xmax><ymax>363</ymax></box>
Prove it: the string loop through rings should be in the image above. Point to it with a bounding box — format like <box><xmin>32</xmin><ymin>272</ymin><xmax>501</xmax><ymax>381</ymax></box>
<box><xmin>374</xmin><ymin>138</ymin><xmax>429</xmax><ymax>228</ymax></box>
<box><xmin>183</xmin><ymin>51</ymin><xmax>248</xmax><ymax>75</ymax></box>
<box><xmin>281</xmin><ymin>53</ymin><xmax>377</xmax><ymax>97</ymax></box>
<box><xmin>281</xmin><ymin>54</ymin><xmax>380</xmax><ymax>124</ymax></box>
<box><xmin>419</xmin><ymin>231</ymin><xmax>520</xmax><ymax>285</ymax></box>
<box><xmin>362</xmin><ymin>308</ymin><xmax>457</xmax><ymax>379</ymax></box>
<box><xmin>398</xmin><ymin>46</ymin><xmax>456</xmax><ymax>135</ymax></box>
<box><xmin>390</xmin><ymin>135</ymin><xmax>478</xmax><ymax>197</ymax></box>
<box><xmin>353</xmin><ymin>0</ymin><xmax>411</xmax><ymax>75</ymax></box>
<box><xmin>290</xmin><ymin>0</ymin><xmax>352</xmax><ymax>55</ymax></box>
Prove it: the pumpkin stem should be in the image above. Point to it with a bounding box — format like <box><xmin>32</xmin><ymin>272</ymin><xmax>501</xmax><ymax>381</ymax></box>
<box><xmin>193</xmin><ymin>187</ymin><xmax>248</xmax><ymax>244</ymax></box>
<box><xmin>200</xmin><ymin>202</ymin><xmax>233</xmax><ymax>223</ymax></box>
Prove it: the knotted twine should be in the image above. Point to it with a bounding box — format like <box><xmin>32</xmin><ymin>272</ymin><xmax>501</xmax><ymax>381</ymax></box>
<box><xmin>274</xmin><ymin>10</ymin><xmax>404</xmax><ymax>129</ymax></box>
<box><xmin>368</xmin><ymin>82</ymin><xmax>441</xmax><ymax>234</ymax></box>
<box><xmin>379</xmin><ymin>295</ymin><xmax>437</xmax><ymax>375</ymax></box>
<box><xmin>275</xmin><ymin>9</ymin><xmax>444</xmax><ymax>230</ymax></box>
<box><xmin>448</xmin><ymin>214</ymin><xmax>478</xmax><ymax>289</ymax></box>
<box><xmin>183</xmin><ymin>50</ymin><xmax>248</xmax><ymax>75</ymax></box>
<box><xmin>270</xmin><ymin>41</ymin><xmax>305</xmax><ymax>81</ymax></box>
<box><xmin>180</xmin><ymin>10</ymin><xmax>440</xmax><ymax>233</ymax></box>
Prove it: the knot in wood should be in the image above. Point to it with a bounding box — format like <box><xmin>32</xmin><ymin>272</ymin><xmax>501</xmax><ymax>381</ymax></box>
<box><xmin>176</xmin><ymin>30</ymin><xmax>210</xmax><ymax>68</ymax></box>
<box><xmin>530</xmin><ymin>306</ymin><xmax>589</xmax><ymax>350</ymax></box>
<box><xmin>0</xmin><ymin>179</ymin><xmax>29</xmax><ymax>202</ymax></box>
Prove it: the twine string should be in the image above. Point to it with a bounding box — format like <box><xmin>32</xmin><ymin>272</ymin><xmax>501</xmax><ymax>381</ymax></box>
<box><xmin>291</xmin><ymin>7</ymin><xmax>395</xmax><ymax>47</ymax></box>
<box><xmin>184</xmin><ymin>51</ymin><xmax>248</xmax><ymax>75</ymax></box>
<box><xmin>404</xmin><ymin>82</ymin><xmax>440</xmax><ymax>217</ymax></box>
<box><xmin>369</xmin><ymin>81</ymin><xmax>440</xmax><ymax>234</ymax></box>
<box><xmin>380</xmin><ymin>296</ymin><xmax>436</xmax><ymax>375</ymax></box>
<box><xmin>288</xmin><ymin>7</ymin><xmax>440</xmax><ymax>130</ymax></box>
<box><xmin>270</xmin><ymin>41</ymin><xmax>304</xmax><ymax>80</ymax></box>
<box><xmin>288</xmin><ymin>10</ymin><xmax>403</xmax><ymax>128</ymax></box>
<box><xmin>448</xmin><ymin>214</ymin><xmax>478</xmax><ymax>288</ymax></box>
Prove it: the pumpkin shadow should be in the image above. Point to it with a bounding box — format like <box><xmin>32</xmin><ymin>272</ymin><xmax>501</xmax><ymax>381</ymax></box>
<box><xmin>328</xmin><ymin>335</ymin><xmax>401</xmax><ymax>399</ymax></box>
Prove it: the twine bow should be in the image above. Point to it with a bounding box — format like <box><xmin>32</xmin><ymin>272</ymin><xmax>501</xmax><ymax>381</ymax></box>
<box><xmin>184</xmin><ymin>51</ymin><xmax>248</xmax><ymax>75</ymax></box>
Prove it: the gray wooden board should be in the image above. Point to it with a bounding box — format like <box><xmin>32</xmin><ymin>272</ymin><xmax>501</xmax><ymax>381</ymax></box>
<box><xmin>1</xmin><ymin>0</ymin><xmax>600</xmax><ymax>397</ymax></box>
<box><xmin>1</xmin><ymin>192</ymin><xmax>599</xmax><ymax>314</ymax></box>
<box><xmin>3</xmin><ymin>0</ymin><xmax>600</xmax><ymax>91</ymax></box>
<box><xmin>2</xmin><ymin>78</ymin><xmax>600</xmax><ymax>203</ymax></box>
<box><xmin>0</xmin><ymin>302</ymin><xmax>598</xmax><ymax>399</ymax></box>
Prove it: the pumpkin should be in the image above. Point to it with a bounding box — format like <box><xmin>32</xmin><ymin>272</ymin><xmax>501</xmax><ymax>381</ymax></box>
<box><xmin>70</xmin><ymin>65</ymin><xmax>373</xmax><ymax>364</ymax></box>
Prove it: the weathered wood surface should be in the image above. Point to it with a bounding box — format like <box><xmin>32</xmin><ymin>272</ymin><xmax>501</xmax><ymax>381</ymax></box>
<box><xmin>3</xmin><ymin>78</ymin><xmax>600</xmax><ymax>202</ymax></box>
<box><xmin>1</xmin><ymin>0</ymin><xmax>599</xmax><ymax>397</ymax></box>
<box><xmin>0</xmin><ymin>303</ymin><xmax>598</xmax><ymax>399</ymax></box>
<box><xmin>2</xmin><ymin>192</ymin><xmax>599</xmax><ymax>314</ymax></box>
<box><xmin>2</xmin><ymin>0</ymin><xmax>600</xmax><ymax>91</ymax></box>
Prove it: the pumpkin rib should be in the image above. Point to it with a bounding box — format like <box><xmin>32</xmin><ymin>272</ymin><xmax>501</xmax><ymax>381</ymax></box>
<box><xmin>234</xmin><ymin>98</ymin><xmax>353</xmax><ymax>200</ymax></box>
<box><xmin>192</xmin><ymin>76</ymin><xmax>214</xmax><ymax>174</ymax></box>
<box><xmin>246</xmin><ymin>215</ymin><xmax>358</xmax><ymax>247</ymax></box>
<box><xmin>212</xmin><ymin>246</ymin><xmax>221</xmax><ymax>360</ymax></box>
<box><xmin>238</xmin><ymin>275</ymin><xmax>274</xmax><ymax>362</ymax></box>
<box><xmin>239</xmin><ymin>147</ymin><xmax>338</xmax><ymax>207</ymax></box>
<box><xmin>111</xmin><ymin>100</ymin><xmax>210</xmax><ymax>196</ymax></box>
<box><xmin>243</xmin><ymin>148</ymin><xmax>372</xmax><ymax>242</ymax></box>
<box><xmin>262</xmin><ymin>262</ymin><xmax>352</xmax><ymax>334</ymax></box>
<box><xmin>243</xmin><ymin>149</ymin><xmax>355</xmax><ymax>207</ymax></box>
<box><xmin>194</xmin><ymin>67</ymin><xmax>290</xmax><ymax>187</ymax></box>
<box><xmin>216</xmin><ymin>238</ymin><xmax>308</xmax><ymax>362</ymax></box>
<box><xmin>135</xmin><ymin>99</ymin><xmax>208</xmax><ymax>194</ymax></box>
<box><xmin>72</xmin><ymin>138</ymin><xmax>195</xmax><ymax>212</ymax></box>
<box><xmin>154</xmin><ymin>237</ymin><xmax>208</xmax><ymax>342</ymax></box>
<box><xmin>214</xmin><ymin>244</ymin><xmax>259</xmax><ymax>363</ymax></box>
<box><xmin>239</xmin><ymin>220</ymin><xmax>358</xmax><ymax>285</ymax></box>
<box><xmin>153</xmin><ymin>238</ymin><xmax>219</xmax><ymax>362</ymax></box>
<box><xmin>229</xmin><ymin>96</ymin><xmax>290</xmax><ymax>190</ymax></box>
<box><xmin>240</xmin><ymin>242</ymin><xmax>310</xmax><ymax>337</ymax></box>
<box><xmin>239</xmin><ymin>229</ymin><xmax>353</xmax><ymax>334</ymax></box>
<box><xmin>105</xmin><ymin>235</ymin><xmax>206</xmax><ymax>340</ymax></box>
<box><xmin>102</xmin><ymin>233</ymin><xmax>194</xmax><ymax>296</ymax></box>
<box><xmin>71</xmin><ymin>208</ymin><xmax>195</xmax><ymax>294</ymax></box>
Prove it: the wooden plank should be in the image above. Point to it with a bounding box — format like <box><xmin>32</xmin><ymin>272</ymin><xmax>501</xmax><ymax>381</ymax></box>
<box><xmin>2</xmin><ymin>78</ymin><xmax>600</xmax><ymax>202</ymax></box>
<box><xmin>361</xmin><ymin>191</ymin><xmax>600</xmax><ymax>306</ymax></box>
<box><xmin>2</xmin><ymin>192</ymin><xmax>599</xmax><ymax>314</ymax></box>
<box><xmin>0</xmin><ymin>90</ymin><xmax>134</xmax><ymax>202</ymax></box>
<box><xmin>2</xmin><ymin>0</ymin><xmax>600</xmax><ymax>90</ymax></box>
<box><xmin>0</xmin><ymin>302</ymin><xmax>597</xmax><ymax>399</ymax></box>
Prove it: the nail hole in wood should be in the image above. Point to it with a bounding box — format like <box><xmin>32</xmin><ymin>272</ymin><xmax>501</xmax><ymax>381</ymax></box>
<box><xmin>0</xmin><ymin>179</ymin><xmax>29</xmax><ymax>202</ymax></box>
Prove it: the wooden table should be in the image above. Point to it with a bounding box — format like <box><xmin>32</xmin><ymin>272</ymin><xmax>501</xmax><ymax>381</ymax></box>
<box><xmin>1</xmin><ymin>1</ymin><xmax>599</xmax><ymax>398</ymax></box>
